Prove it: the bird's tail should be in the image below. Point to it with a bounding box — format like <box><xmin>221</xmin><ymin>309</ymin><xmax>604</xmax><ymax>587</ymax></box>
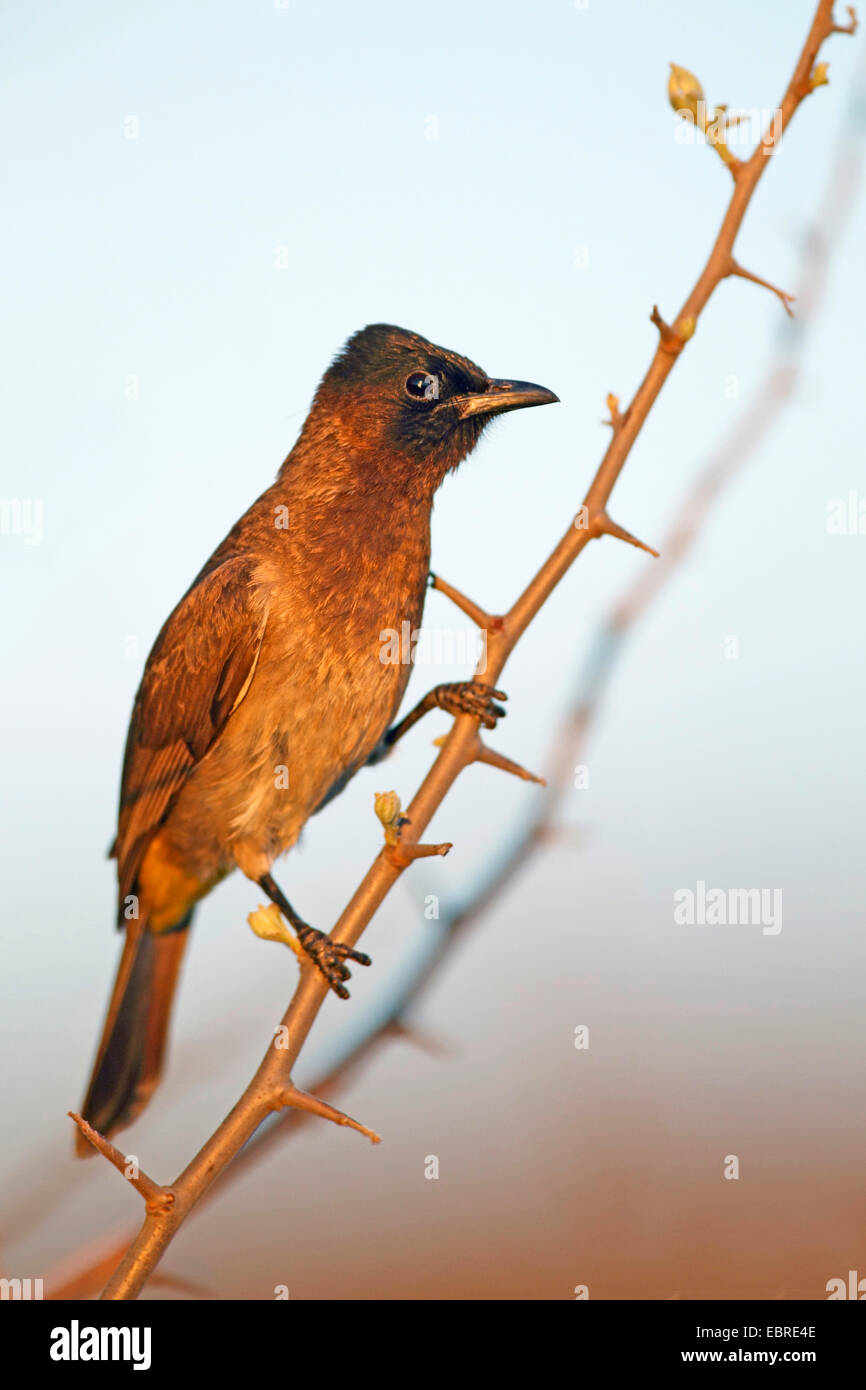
<box><xmin>76</xmin><ymin>915</ymin><xmax>191</xmax><ymax>1156</ymax></box>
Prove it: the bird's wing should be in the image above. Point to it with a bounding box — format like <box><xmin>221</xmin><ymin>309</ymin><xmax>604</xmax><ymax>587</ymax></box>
<box><xmin>112</xmin><ymin>555</ymin><xmax>269</xmax><ymax>913</ymax></box>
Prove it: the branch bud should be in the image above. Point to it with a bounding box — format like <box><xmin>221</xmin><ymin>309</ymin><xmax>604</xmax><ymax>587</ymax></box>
<box><xmin>668</xmin><ymin>63</ymin><xmax>704</xmax><ymax>120</ymax></box>
<box><xmin>374</xmin><ymin>789</ymin><xmax>406</xmax><ymax>846</ymax></box>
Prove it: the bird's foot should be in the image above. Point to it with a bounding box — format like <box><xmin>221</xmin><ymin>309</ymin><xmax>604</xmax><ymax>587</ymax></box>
<box><xmin>295</xmin><ymin>923</ymin><xmax>371</xmax><ymax>1000</ymax></box>
<box><xmin>427</xmin><ymin>680</ymin><xmax>507</xmax><ymax>730</ymax></box>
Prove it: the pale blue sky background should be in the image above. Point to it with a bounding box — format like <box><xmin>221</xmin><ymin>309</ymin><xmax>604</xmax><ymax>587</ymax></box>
<box><xmin>1</xmin><ymin>1</ymin><xmax>864</xmax><ymax>1297</ymax></box>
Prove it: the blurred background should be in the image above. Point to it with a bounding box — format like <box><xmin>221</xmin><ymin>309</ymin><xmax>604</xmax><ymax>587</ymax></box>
<box><xmin>1</xmin><ymin>0</ymin><xmax>864</xmax><ymax>1299</ymax></box>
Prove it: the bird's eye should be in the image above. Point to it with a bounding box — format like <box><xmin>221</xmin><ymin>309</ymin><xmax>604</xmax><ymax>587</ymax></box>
<box><xmin>405</xmin><ymin>371</ymin><xmax>440</xmax><ymax>401</ymax></box>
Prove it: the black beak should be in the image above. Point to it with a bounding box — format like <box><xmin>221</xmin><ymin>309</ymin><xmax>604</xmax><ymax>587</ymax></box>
<box><xmin>454</xmin><ymin>377</ymin><xmax>559</xmax><ymax>420</ymax></box>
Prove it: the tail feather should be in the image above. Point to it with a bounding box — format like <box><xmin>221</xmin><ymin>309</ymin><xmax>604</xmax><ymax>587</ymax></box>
<box><xmin>76</xmin><ymin>916</ymin><xmax>191</xmax><ymax>1157</ymax></box>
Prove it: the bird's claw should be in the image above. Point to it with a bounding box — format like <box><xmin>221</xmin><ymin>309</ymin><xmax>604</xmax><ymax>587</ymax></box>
<box><xmin>295</xmin><ymin>924</ymin><xmax>371</xmax><ymax>1000</ymax></box>
<box><xmin>431</xmin><ymin>680</ymin><xmax>507</xmax><ymax>731</ymax></box>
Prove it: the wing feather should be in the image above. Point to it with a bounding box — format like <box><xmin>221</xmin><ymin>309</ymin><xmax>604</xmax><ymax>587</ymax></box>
<box><xmin>112</xmin><ymin>555</ymin><xmax>269</xmax><ymax>913</ymax></box>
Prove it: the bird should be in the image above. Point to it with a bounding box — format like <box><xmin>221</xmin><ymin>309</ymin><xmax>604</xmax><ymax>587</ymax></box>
<box><xmin>77</xmin><ymin>322</ymin><xmax>558</xmax><ymax>1153</ymax></box>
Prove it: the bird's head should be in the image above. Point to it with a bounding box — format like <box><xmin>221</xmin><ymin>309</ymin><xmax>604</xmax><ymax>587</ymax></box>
<box><xmin>299</xmin><ymin>323</ymin><xmax>558</xmax><ymax>495</ymax></box>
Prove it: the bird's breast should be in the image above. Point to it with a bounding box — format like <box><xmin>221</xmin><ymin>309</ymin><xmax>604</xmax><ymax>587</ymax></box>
<box><xmin>177</xmin><ymin>512</ymin><xmax>431</xmax><ymax>872</ymax></box>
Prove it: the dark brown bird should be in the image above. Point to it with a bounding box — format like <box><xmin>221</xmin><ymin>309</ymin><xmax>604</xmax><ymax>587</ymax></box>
<box><xmin>77</xmin><ymin>323</ymin><xmax>557</xmax><ymax>1152</ymax></box>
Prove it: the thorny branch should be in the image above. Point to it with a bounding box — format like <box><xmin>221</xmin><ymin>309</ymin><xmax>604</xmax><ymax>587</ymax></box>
<box><xmin>75</xmin><ymin>2</ymin><xmax>854</xmax><ymax>1300</ymax></box>
<box><xmin>45</xmin><ymin>61</ymin><xmax>864</xmax><ymax>1297</ymax></box>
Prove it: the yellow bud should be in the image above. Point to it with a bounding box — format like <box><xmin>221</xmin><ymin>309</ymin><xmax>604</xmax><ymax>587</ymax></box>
<box><xmin>810</xmin><ymin>62</ymin><xmax>830</xmax><ymax>91</ymax></box>
<box><xmin>374</xmin><ymin>789</ymin><xmax>404</xmax><ymax>845</ymax></box>
<box><xmin>676</xmin><ymin>315</ymin><xmax>697</xmax><ymax>341</ymax></box>
<box><xmin>248</xmin><ymin>903</ymin><xmax>302</xmax><ymax>956</ymax></box>
<box><xmin>668</xmin><ymin>63</ymin><xmax>704</xmax><ymax>120</ymax></box>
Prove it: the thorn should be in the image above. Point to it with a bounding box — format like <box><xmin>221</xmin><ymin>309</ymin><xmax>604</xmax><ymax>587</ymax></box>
<box><xmin>429</xmin><ymin>572</ymin><xmax>503</xmax><ymax>632</ymax></box>
<box><xmin>275</xmin><ymin>1083</ymin><xmax>381</xmax><ymax>1144</ymax></box>
<box><xmin>248</xmin><ymin>903</ymin><xmax>303</xmax><ymax>957</ymax></box>
<box><xmin>728</xmin><ymin>259</ymin><xmax>795</xmax><ymax>316</ymax></box>
<box><xmin>385</xmin><ymin>839</ymin><xmax>453</xmax><ymax>869</ymax></box>
<box><xmin>831</xmin><ymin>7</ymin><xmax>857</xmax><ymax>36</ymax></box>
<box><xmin>375</xmin><ymin>789</ymin><xmax>451</xmax><ymax>866</ymax></box>
<box><xmin>650</xmin><ymin>305</ymin><xmax>693</xmax><ymax>354</ymax></box>
<box><xmin>650</xmin><ymin>304</ymin><xmax>675</xmax><ymax>346</ymax></box>
<box><xmin>719</xmin><ymin>106</ymin><xmax>749</xmax><ymax>132</ymax></box>
<box><xmin>474</xmin><ymin>740</ymin><xmax>547</xmax><ymax>785</ymax></box>
<box><xmin>595</xmin><ymin>514</ymin><xmax>660</xmax><ymax>557</ymax></box>
<box><xmin>68</xmin><ymin>1113</ymin><xmax>174</xmax><ymax>1214</ymax></box>
<box><xmin>601</xmin><ymin>392</ymin><xmax>624</xmax><ymax>429</ymax></box>
<box><xmin>703</xmin><ymin>108</ymin><xmax>743</xmax><ymax>175</ymax></box>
